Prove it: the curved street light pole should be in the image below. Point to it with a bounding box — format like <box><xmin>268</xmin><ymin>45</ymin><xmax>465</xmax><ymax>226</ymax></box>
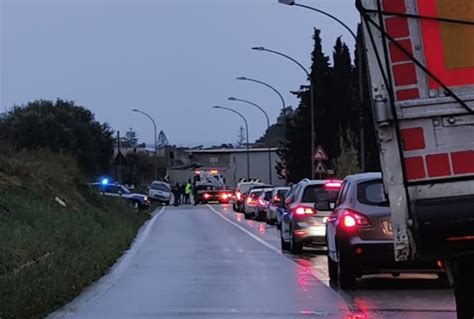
<box><xmin>236</xmin><ymin>76</ymin><xmax>289</xmax><ymax>184</ymax></box>
<box><xmin>252</xmin><ymin>46</ymin><xmax>315</xmax><ymax>179</ymax></box>
<box><xmin>228</xmin><ymin>97</ymin><xmax>273</xmax><ymax>184</ymax></box>
<box><xmin>212</xmin><ymin>106</ymin><xmax>250</xmax><ymax>180</ymax></box>
<box><xmin>279</xmin><ymin>0</ymin><xmax>366</xmax><ymax>171</ymax></box>
<box><xmin>132</xmin><ymin>108</ymin><xmax>158</xmax><ymax>180</ymax></box>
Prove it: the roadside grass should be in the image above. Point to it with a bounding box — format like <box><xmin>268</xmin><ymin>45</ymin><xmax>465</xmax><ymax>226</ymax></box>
<box><xmin>0</xmin><ymin>150</ymin><xmax>150</xmax><ymax>318</ymax></box>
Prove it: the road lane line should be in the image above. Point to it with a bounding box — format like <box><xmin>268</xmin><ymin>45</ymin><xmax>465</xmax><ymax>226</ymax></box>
<box><xmin>207</xmin><ymin>205</ymin><xmax>364</xmax><ymax>315</ymax></box>
<box><xmin>207</xmin><ymin>205</ymin><xmax>282</xmax><ymax>254</ymax></box>
<box><xmin>50</xmin><ymin>206</ymin><xmax>166</xmax><ymax>318</ymax></box>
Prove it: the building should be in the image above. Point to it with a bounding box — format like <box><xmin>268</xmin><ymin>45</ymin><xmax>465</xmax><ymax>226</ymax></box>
<box><xmin>167</xmin><ymin>148</ymin><xmax>284</xmax><ymax>187</ymax></box>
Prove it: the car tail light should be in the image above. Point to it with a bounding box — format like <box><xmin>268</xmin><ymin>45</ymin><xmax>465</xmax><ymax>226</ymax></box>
<box><xmin>246</xmin><ymin>197</ymin><xmax>253</xmax><ymax>204</ymax></box>
<box><xmin>341</xmin><ymin>209</ymin><xmax>370</xmax><ymax>228</ymax></box>
<box><xmin>324</xmin><ymin>179</ymin><xmax>343</xmax><ymax>191</ymax></box>
<box><xmin>204</xmin><ymin>193</ymin><xmax>211</xmax><ymax>199</ymax></box>
<box><xmin>236</xmin><ymin>192</ymin><xmax>242</xmax><ymax>200</ymax></box>
<box><xmin>221</xmin><ymin>193</ymin><xmax>231</xmax><ymax>200</ymax></box>
<box><xmin>294</xmin><ymin>206</ymin><xmax>315</xmax><ymax>215</ymax></box>
<box><xmin>273</xmin><ymin>195</ymin><xmax>279</xmax><ymax>201</ymax></box>
<box><xmin>258</xmin><ymin>198</ymin><xmax>267</xmax><ymax>206</ymax></box>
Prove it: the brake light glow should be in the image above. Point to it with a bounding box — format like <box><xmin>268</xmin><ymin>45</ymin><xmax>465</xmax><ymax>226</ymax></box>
<box><xmin>203</xmin><ymin>193</ymin><xmax>211</xmax><ymax>199</ymax></box>
<box><xmin>341</xmin><ymin>209</ymin><xmax>370</xmax><ymax>228</ymax></box>
<box><xmin>324</xmin><ymin>179</ymin><xmax>343</xmax><ymax>191</ymax></box>
<box><xmin>236</xmin><ymin>192</ymin><xmax>242</xmax><ymax>200</ymax></box>
<box><xmin>246</xmin><ymin>197</ymin><xmax>253</xmax><ymax>204</ymax></box>
<box><xmin>294</xmin><ymin>207</ymin><xmax>315</xmax><ymax>215</ymax></box>
<box><xmin>258</xmin><ymin>198</ymin><xmax>267</xmax><ymax>206</ymax></box>
<box><xmin>343</xmin><ymin>215</ymin><xmax>357</xmax><ymax>227</ymax></box>
<box><xmin>273</xmin><ymin>195</ymin><xmax>279</xmax><ymax>201</ymax></box>
<box><xmin>221</xmin><ymin>193</ymin><xmax>229</xmax><ymax>200</ymax></box>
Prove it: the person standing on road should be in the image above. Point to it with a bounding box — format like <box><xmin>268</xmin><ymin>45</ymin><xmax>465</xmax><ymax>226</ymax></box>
<box><xmin>184</xmin><ymin>180</ymin><xmax>192</xmax><ymax>204</ymax></box>
<box><xmin>172</xmin><ymin>183</ymin><xmax>181</xmax><ymax>206</ymax></box>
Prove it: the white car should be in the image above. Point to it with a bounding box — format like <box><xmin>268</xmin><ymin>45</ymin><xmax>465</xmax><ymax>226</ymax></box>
<box><xmin>148</xmin><ymin>181</ymin><xmax>172</xmax><ymax>205</ymax></box>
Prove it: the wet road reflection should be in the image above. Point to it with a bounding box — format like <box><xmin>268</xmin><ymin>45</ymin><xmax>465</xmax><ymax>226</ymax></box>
<box><xmin>212</xmin><ymin>204</ymin><xmax>456</xmax><ymax>319</ymax></box>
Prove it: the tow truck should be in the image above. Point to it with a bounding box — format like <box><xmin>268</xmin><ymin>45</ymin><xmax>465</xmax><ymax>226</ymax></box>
<box><xmin>358</xmin><ymin>0</ymin><xmax>473</xmax><ymax>316</ymax></box>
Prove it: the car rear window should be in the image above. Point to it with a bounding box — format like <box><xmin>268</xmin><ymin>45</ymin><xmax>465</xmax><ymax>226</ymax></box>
<box><xmin>277</xmin><ymin>189</ymin><xmax>288</xmax><ymax>197</ymax></box>
<box><xmin>357</xmin><ymin>180</ymin><xmax>389</xmax><ymax>206</ymax></box>
<box><xmin>197</xmin><ymin>185</ymin><xmax>217</xmax><ymax>191</ymax></box>
<box><xmin>151</xmin><ymin>183</ymin><xmax>170</xmax><ymax>191</ymax></box>
<box><xmin>301</xmin><ymin>185</ymin><xmax>338</xmax><ymax>203</ymax></box>
<box><xmin>264</xmin><ymin>191</ymin><xmax>272</xmax><ymax>200</ymax></box>
<box><xmin>250</xmin><ymin>191</ymin><xmax>262</xmax><ymax>198</ymax></box>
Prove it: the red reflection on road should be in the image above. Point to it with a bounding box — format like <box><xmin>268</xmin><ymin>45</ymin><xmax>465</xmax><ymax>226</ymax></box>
<box><xmin>258</xmin><ymin>223</ymin><xmax>266</xmax><ymax>235</ymax></box>
<box><xmin>346</xmin><ymin>314</ymin><xmax>368</xmax><ymax>319</ymax></box>
<box><xmin>237</xmin><ymin>214</ymin><xmax>243</xmax><ymax>222</ymax></box>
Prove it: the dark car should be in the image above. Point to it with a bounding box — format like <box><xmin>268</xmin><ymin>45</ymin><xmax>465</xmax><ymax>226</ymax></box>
<box><xmin>281</xmin><ymin>179</ymin><xmax>341</xmax><ymax>254</ymax></box>
<box><xmin>91</xmin><ymin>182</ymin><xmax>150</xmax><ymax>211</ymax></box>
<box><xmin>195</xmin><ymin>184</ymin><xmax>233</xmax><ymax>204</ymax></box>
<box><xmin>325</xmin><ymin>173</ymin><xmax>443</xmax><ymax>289</ymax></box>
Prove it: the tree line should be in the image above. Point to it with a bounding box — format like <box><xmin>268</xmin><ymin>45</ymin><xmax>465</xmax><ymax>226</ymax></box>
<box><xmin>258</xmin><ymin>27</ymin><xmax>380</xmax><ymax>182</ymax></box>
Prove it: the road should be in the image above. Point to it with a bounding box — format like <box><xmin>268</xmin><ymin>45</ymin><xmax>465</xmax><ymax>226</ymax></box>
<box><xmin>51</xmin><ymin>205</ymin><xmax>455</xmax><ymax>319</ymax></box>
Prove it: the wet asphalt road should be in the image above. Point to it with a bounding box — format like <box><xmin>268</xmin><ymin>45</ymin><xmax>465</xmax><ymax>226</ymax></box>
<box><xmin>51</xmin><ymin>204</ymin><xmax>456</xmax><ymax>319</ymax></box>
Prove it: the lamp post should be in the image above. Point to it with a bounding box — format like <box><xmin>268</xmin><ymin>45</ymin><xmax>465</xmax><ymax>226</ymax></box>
<box><xmin>228</xmin><ymin>97</ymin><xmax>272</xmax><ymax>184</ymax></box>
<box><xmin>132</xmin><ymin>108</ymin><xmax>158</xmax><ymax>180</ymax></box>
<box><xmin>278</xmin><ymin>0</ymin><xmax>366</xmax><ymax>171</ymax></box>
<box><xmin>236</xmin><ymin>76</ymin><xmax>288</xmax><ymax>184</ymax></box>
<box><xmin>212</xmin><ymin>106</ymin><xmax>250</xmax><ymax>180</ymax></box>
<box><xmin>252</xmin><ymin>46</ymin><xmax>316</xmax><ymax>179</ymax></box>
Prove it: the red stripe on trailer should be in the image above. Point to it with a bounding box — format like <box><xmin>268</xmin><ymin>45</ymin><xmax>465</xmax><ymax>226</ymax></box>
<box><xmin>400</xmin><ymin>127</ymin><xmax>425</xmax><ymax>151</ymax></box>
<box><xmin>426</xmin><ymin>153</ymin><xmax>451</xmax><ymax>177</ymax></box>
<box><xmin>389</xmin><ymin>39</ymin><xmax>413</xmax><ymax>63</ymax></box>
<box><xmin>385</xmin><ymin>17</ymin><xmax>410</xmax><ymax>39</ymax></box>
<box><xmin>382</xmin><ymin>0</ymin><xmax>406</xmax><ymax>13</ymax></box>
<box><xmin>396</xmin><ymin>88</ymin><xmax>419</xmax><ymax>101</ymax></box>
<box><xmin>393</xmin><ymin>63</ymin><xmax>417</xmax><ymax>86</ymax></box>
<box><xmin>451</xmin><ymin>151</ymin><xmax>474</xmax><ymax>174</ymax></box>
<box><xmin>405</xmin><ymin>157</ymin><xmax>426</xmax><ymax>180</ymax></box>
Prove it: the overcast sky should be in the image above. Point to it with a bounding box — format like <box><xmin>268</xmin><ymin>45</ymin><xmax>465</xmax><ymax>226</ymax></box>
<box><xmin>1</xmin><ymin>0</ymin><xmax>359</xmax><ymax>147</ymax></box>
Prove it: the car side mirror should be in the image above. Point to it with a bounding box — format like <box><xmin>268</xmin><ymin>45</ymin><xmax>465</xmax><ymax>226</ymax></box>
<box><xmin>315</xmin><ymin>200</ymin><xmax>330</xmax><ymax>211</ymax></box>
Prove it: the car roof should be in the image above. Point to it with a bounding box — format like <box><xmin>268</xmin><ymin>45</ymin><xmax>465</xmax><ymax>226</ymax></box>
<box><xmin>250</xmin><ymin>188</ymin><xmax>263</xmax><ymax>193</ymax></box>
<box><xmin>262</xmin><ymin>188</ymin><xmax>274</xmax><ymax>192</ymax></box>
<box><xmin>345</xmin><ymin>172</ymin><xmax>382</xmax><ymax>183</ymax></box>
<box><xmin>297</xmin><ymin>179</ymin><xmax>327</xmax><ymax>186</ymax></box>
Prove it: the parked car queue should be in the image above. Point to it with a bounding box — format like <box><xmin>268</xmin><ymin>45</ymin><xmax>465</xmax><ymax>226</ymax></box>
<box><xmin>231</xmin><ymin>174</ymin><xmax>444</xmax><ymax>290</ymax></box>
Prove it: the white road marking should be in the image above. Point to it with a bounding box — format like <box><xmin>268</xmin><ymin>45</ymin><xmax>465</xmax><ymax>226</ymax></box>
<box><xmin>206</xmin><ymin>205</ymin><xmax>281</xmax><ymax>254</ymax></box>
<box><xmin>50</xmin><ymin>207</ymin><xmax>166</xmax><ymax>318</ymax></box>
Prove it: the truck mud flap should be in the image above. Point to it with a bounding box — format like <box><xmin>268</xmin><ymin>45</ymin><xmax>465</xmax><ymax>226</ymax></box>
<box><xmin>413</xmin><ymin>194</ymin><xmax>474</xmax><ymax>257</ymax></box>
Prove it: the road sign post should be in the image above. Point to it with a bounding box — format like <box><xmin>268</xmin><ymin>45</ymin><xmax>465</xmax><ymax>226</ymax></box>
<box><xmin>314</xmin><ymin>145</ymin><xmax>329</xmax><ymax>179</ymax></box>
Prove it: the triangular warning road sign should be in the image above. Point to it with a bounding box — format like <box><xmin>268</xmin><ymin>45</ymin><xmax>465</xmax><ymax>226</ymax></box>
<box><xmin>314</xmin><ymin>145</ymin><xmax>329</xmax><ymax>161</ymax></box>
<box><xmin>315</xmin><ymin>161</ymin><xmax>328</xmax><ymax>174</ymax></box>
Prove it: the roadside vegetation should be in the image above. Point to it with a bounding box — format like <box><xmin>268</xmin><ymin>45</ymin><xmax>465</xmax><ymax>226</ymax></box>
<box><xmin>0</xmin><ymin>150</ymin><xmax>149</xmax><ymax>318</ymax></box>
<box><xmin>0</xmin><ymin>100</ymin><xmax>151</xmax><ymax>318</ymax></box>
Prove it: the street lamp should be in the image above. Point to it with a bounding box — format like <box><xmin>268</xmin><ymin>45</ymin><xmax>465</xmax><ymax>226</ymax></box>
<box><xmin>278</xmin><ymin>0</ymin><xmax>366</xmax><ymax>171</ymax></box>
<box><xmin>132</xmin><ymin>108</ymin><xmax>158</xmax><ymax>180</ymax></box>
<box><xmin>236</xmin><ymin>76</ymin><xmax>288</xmax><ymax>183</ymax></box>
<box><xmin>228</xmin><ymin>97</ymin><xmax>273</xmax><ymax>184</ymax></box>
<box><xmin>212</xmin><ymin>106</ymin><xmax>250</xmax><ymax>180</ymax></box>
<box><xmin>252</xmin><ymin>46</ymin><xmax>316</xmax><ymax>179</ymax></box>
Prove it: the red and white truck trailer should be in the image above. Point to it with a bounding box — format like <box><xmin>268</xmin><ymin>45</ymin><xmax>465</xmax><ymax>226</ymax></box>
<box><xmin>358</xmin><ymin>0</ymin><xmax>473</xmax><ymax>315</ymax></box>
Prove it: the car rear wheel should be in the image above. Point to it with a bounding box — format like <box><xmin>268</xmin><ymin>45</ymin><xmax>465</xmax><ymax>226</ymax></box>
<box><xmin>281</xmin><ymin>231</ymin><xmax>290</xmax><ymax>251</ymax></box>
<box><xmin>290</xmin><ymin>233</ymin><xmax>303</xmax><ymax>254</ymax></box>
<box><xmin>328</xmin><ymin>257</ymin><xmax>338</xmax><ymax>282</ymax></box>
<box><xmin>338</xmin><ymin>251</ymin><xmax>356</xmax><ymax>290</ymax></box>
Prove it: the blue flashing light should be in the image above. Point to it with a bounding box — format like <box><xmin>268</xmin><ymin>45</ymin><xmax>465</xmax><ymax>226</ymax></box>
<box><xmin>101</xmin><ymin>178</ymin><xmax>109</xmax><ymax>186</ymax></box>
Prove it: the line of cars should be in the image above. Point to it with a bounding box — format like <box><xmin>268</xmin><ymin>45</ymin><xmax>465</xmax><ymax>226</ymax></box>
<box><xmin>232</xmin><ymin>174</ymin><xmax>444</xmax><ymax>290</ymax></box>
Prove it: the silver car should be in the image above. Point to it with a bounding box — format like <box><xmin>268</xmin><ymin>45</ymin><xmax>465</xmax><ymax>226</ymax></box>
<box><xmin>325</xmin><ymin>173</ymin><xmax>443</xmax><ymax>289</ymax></box>
<box><xmin>147</xmin><ymin>181</ymin><xmax>172</xmax><ymax>205</ymax></box>
<box><xmin>244</xmin><ymin>189</ymin><xmax>263</xmax><ymax>219</ymax></box>
<box><xmin>266</xmin><ymin>187</ymin><xmax>290</xmax><ymax>226</ymax></box>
